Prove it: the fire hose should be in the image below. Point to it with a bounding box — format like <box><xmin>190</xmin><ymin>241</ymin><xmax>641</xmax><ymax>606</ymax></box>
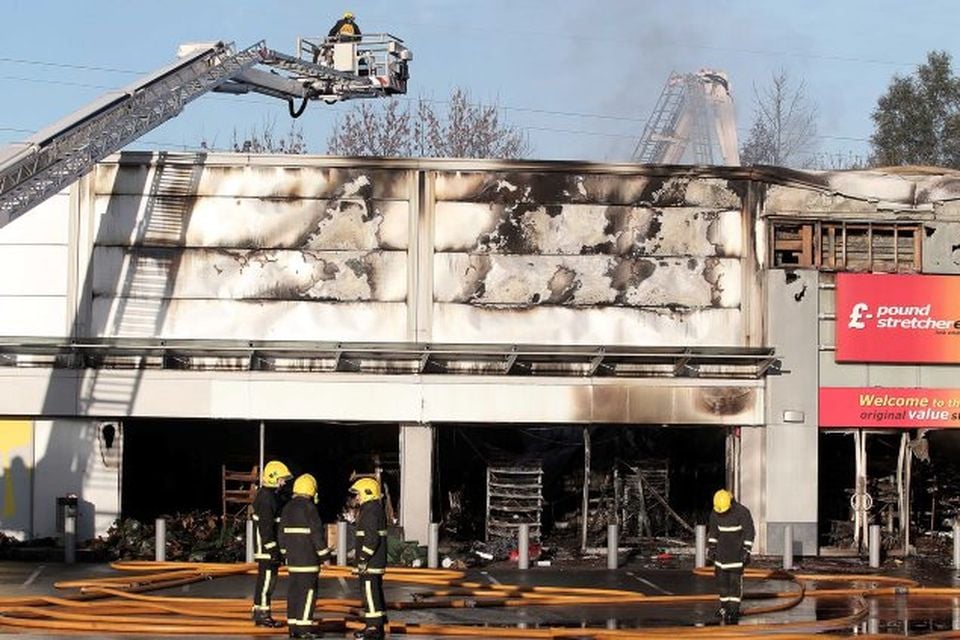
<box><xmin>0</xmin><ymin>561</ymin><xmax>952</xmax><ymax>638</ymax></box>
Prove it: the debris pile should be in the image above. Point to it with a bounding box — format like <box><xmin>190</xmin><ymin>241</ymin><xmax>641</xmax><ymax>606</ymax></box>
<box><xmin>88</xmin><ymin>511</ymin><xmax>246</xmax><ymax>561</ymax></box>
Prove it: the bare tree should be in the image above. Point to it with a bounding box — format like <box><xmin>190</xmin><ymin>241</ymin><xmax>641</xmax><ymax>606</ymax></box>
<box><xmin>740</xmin><ymin>70</ymin><xmax>818</xmax><ymax>167</ymax></box>
<box><xmin>230</xmin><ymin>119</ymin><xmax>307</xmax><ymax>154</ymax></box>
<box><xmin>327</xmin><ymin>88</ymin><xmax>531</xmax><ymax>158</ymax></box>
<box><xmin>200</xmin><ymin>119</ymin><xmax>307</xmax><ymax>154</ymax></box>
<box><xmin>327</xmin><ymin>100</ymin><xmax>414</xmax><ymax>156</ymax></box>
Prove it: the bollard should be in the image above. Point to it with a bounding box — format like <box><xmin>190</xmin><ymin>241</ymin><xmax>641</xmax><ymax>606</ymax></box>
<box><xmin>337</xmin><ymin>521</ymin><xmax>349</xmax><ymax>566</ymax></box>
<box><xmin>607</xmin><ymin>523</ymin><xmax>619</xmax><ymax>570</ymax></box>
<box><xmin>155</xmin><ymin>518</ymin><xmax>166</xmax><ymax>562</ymax></box>
<box><xmin>63</xmin><ymin>503</ymin><xmax>76</xmax><ymax>564</ymax></box>
<box><xmin>953</xmin><ymin>521</ymin><xmax>960</xmax><ymax>571</ymax></box>
<box><xmin>783</xmin><ymin>524</ymin><xmax>793</xmax><ymax>570</ymax></box>
<box><xmin>428</xmin><ymin>523</ymin><xmax>439</xmax><ymax>569</ymax></box>
<box><xmin>695</xmin><ymin>524</ymin><xmax>707</xmax><ymax>568</ymax></box>
<box><xmin>245</xmin><ymin>519</ymin><xmax>254</xmax><ymax>563</ymax></box>
<box><xmin>518</xmin><ymin>523</ymin><xmax>530</xmax><ymax>570</ymax></box>
<box><xmin>869</xmin><ymin>524</ymin><xmax>881</xmax><ymax>568</ymax></box>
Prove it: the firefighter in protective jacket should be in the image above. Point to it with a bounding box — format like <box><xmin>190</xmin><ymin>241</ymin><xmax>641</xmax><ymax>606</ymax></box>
<box><xmin>251</xmin><ymin>460</ymin><xmax>293</xmax><ymax>628</ymax></box>
<box><xmin>707</xmin><ymin>489</ymin><xmax>755</xmax><ymax>624</ymax></box>
<box><xmin>350</xmin><ymin>477</ymin><xmax>388</xmax><ymax>640</ymax></box>
<box><xmin>328</xmin><ymin>11</ymin><xmax>361</xmax><ymax>42</ymax></box>
<box><xmin>279</xmin><ymin>474</ymin><xmax>333</xmax><ymax>640</ymax></box>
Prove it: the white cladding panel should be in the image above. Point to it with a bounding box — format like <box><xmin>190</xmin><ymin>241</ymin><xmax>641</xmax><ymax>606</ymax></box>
<box><xmin>0</xmin><ymin>246</ymin><xmax>68</xmax><ymax>296</ymax></box>
<box><xmin>93</xmin><ymin>196</ymin><xmax>410</xmax><ymax>250</ymax></box>
<box><xmin>91</xmin><ymin>247</ymin><xmax>408</xmax><ymax>301</ymax></box>
<box><xmin>0</xmin><ymin>368</ymin><xmax>764</xmax><ymax>425</ymax></box>
<box><xmin>431</xmin><ymin>304</ymin><xmax>743</xmax><ymax>346</ymax></box>
<box><xmin>79</xmin><ymin>157</ymin><xmax>753</xmax><ymax>347</ymax></box>
<box><xmin>0</xmin><ymin>191</ymin><xmax>71</xmax><ymax>338</ymax></box>
<box><xmin>90</xmin><ymin>298</ymin><xmax>409</xmax><ymax>341</ymax></box>
<box><xmin>0</xmin><ymin>193</ymin><xmax>71</xmax><ymax>245</ymax></box>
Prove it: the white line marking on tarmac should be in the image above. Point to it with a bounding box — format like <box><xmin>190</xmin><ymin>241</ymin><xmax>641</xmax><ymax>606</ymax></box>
<box><xmin>22</xmin><ymin>566</ymin><xmax>44</xmax><ymax>587</ymax></box>
<box><xmin>627</xmin><ymin>572</ymin><xmax>673</xmax><ymax>595</ymax></box>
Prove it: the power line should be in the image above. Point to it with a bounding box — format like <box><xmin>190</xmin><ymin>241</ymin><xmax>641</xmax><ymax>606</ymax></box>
<box><xmin>0</xmin><ymin>56</ymin><xmax>145</xmax><ymax>75</ymax></box>
<box><xmin>0</xmin><ymin>57</ymin><xmax>873</xmax><ymax>151</ymax></box>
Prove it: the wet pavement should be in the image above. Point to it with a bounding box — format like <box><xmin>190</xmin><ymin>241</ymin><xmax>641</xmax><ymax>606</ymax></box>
<box><xmin>2</xmin><ymin>554</ymin><xmax>960</xmax><ymax>638</ymax></box>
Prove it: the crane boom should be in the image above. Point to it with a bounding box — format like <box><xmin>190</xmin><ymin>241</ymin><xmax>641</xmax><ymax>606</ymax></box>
<box><xmin>0</xmin><ymin>34</ymin><xmax>412</xmax><ymax>228</ymax></box>
<box><xmin>632</xmin><ymin>69</ymin><xmax>739</xmax><ymax>167</ymax></box>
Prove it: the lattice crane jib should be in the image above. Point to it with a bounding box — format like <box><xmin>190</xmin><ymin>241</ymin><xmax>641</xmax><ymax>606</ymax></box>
<box><xmin>633</xmin><ymin>69</ymin><xmax>739</xmax><ymax>167</ymax></box>
<box><xmin>0</xmin><ymin>34</ymin><xmax>412</xmax><ymax>228</ymax></box>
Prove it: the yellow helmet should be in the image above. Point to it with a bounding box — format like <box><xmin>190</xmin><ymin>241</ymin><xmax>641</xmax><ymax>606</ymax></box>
<box><xmin>293</xmin><ymin>473</ymin><xmax>318</xmax><ymax>502</ymax></box>
<box><xmin>343</xmin><ymin>11</ymin><xmax>354</xmax><ymax>19</ymax></box>
<box><xmin>350</xmin><ymin>477</ymin><xmax>381</xmax><ymax>504</ymax></box>
<box><xmin>713</xmin><ymin>489</ymin><xmax>732</xmax><ymax>514</ymax></box>
<box><xmin>262</xmin><ymin>460</ymin><xmax>292</xmax><ymax>488</ymax></box>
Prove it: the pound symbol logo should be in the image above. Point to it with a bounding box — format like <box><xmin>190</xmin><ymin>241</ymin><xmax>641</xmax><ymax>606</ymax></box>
<box><xmin>848</xmin><ymin>302</ymin><xmax>870</xmax><ymax>329</ymax></box>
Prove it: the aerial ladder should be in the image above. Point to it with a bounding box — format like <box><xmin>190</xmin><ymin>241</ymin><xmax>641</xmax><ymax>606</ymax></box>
<box><xmin>0</xmin><ymin>34</ymin><xmax>412</xmax><ymax>229</ymax></box>
<box><xmin>632</xmin><ymin>69</ymin><xmax>739</xmax><ymax>166</ymax></box>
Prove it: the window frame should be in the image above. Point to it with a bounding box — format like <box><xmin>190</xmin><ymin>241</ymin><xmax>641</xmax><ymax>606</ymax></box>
<box><xmin>769</xmin><ymin>219</ymin><xmax>921</xmax><ymax>273</ymax></box>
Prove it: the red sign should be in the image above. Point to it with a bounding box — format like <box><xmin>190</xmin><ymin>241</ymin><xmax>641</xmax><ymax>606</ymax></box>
<box><xmin>820</xmin><ymin>387</ymin><xmax>960</xmax><ymax>428</ymax></box>
<box><xmin>836</xmin><ymin>273</ymin><xmax>960</xmax><ymax>363</ymax></box>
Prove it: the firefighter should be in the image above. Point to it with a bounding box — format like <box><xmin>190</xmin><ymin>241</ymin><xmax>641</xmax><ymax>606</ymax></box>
<box><xmin>350</xmin><ymin>477</ymin><xmax>388</xmax><ymax>640</ymax></box>
<box><xmin>279</xmin><ymin>473</ymin><xmax>333</xmax><ymax>640</ymax></box>
<box><xmin>251</xmin><ymin>460</ymin><xmax>293</xmax><ymax>628</ymax></box>
<box><xmin>328</xmin><ymin>11</ymin><xmax>361</xmax><ymax>42</ymax></box>
<box><xmin>706</xmin><ymin>489</ymin><xmax>755</xmax><ymax>625</ymax></box>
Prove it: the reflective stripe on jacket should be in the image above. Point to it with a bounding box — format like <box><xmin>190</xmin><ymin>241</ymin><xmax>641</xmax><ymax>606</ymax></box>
<box><xmin>278</xmin><ymin>496</ymin><xmax>332</xmax><ymax>570</ymax></box>
<box><xmin>252</xmin><ymin>487</ymin><xmax>282</xmax><ymax>560</ymax></box>
<box><xmin>707</xmin><ymin>500</ymin><xmax>755</xmax><ymax>569</ymax></box>
<box><xmin>355</xmin><ymin>500</ymin><xmax>387</xmax><ymax>572</ymax></box>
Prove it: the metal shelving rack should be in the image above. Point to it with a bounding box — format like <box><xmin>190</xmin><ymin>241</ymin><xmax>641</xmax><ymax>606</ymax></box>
<box><xmin>486</xmin><ymin>462</ymin><xmax>543</xmax><ymax>542</ymax></box>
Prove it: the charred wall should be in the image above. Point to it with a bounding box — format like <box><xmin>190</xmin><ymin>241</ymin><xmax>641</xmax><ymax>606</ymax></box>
<box><xmin>86</xmin><ymin>157</ymin><xmax>756</xmax><ymax>349</ymax></box>
<box><xmin>430</xmin><ymin>170</ymin><xmax>749</xmax><ymax>345</ymax></box>
<box><xmin>90</xmin><ymin>160</ymin><xmax>413</xmax><ymax>341</ymax></box>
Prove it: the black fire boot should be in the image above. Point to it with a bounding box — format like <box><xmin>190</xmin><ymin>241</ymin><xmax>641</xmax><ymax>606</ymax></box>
<box><xmin>715</xmin><ymin>606</ymin><xmax>727</xmax><ymax>625</ymax></box>
<box><xmin>253</xmin><ymin>610</ymin><xmax>285</xmax><ymax>628</ymax></box>
<box><xmin>354</xmin><ymin>626</ymin><xmax>385</xmax><ymax>640</ymax></box>
<box><xmin>289</xmin><ymin>626</ymin><xmax>324</xmax><ymax>639</ymax></box>
<box><xmin>724</xmin><ymin>605</ymin><xmax>740</xmax><ymax>625</ymax></box>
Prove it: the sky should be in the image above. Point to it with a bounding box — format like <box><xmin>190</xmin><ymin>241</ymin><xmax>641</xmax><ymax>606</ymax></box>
<box><xmin>0</xmin><ymin>0</ymin><xmax>954</xmax><ymax>166</ymax></box>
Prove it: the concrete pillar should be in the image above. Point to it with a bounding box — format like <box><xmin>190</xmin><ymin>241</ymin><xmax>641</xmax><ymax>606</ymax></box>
<box><xmin>155</xmin><ymin>518</ymin><xmax>166</xmax><ymax>562</ymax></box>
<box><xmin>762</xmin><ymin>270</ymin><xmax>820</xmax><ymax>557</ymax></box>
<box><xmin>953</xmin><ymin>521</ymin><xmax>960</xmax><ymax>570</ymax></box>
<box><xmin>739</xmin><ymin>425</ymin><xmax>766</xmax><ymax>553</ymax></box>
<box><xmin>607</xmin><ymin>523</ymin><xmax>619</xmax><ymax>569</ymax></box>
<box><xmin>399</xmin><ymin>423</ymin><xmax>434</xmax><ymax>545</ymax></box>
<box><xmin>695</xmin><ymin>524</ymin><xmax>707</xmax><ymax>568</ymax></box>
<box><xmin>782</xmin><ymin>524</ymin><xmax>793</xmax><ymax>570</ymax></box>
<box><xmin>428</xmin><ymin>523</ymin><xmax>439</xmax><ymax>569</ymax></box>
<box><xmin>518</xmin><ymin>523</ymin><xmax>530</xmax><ymax>570</ymax></box>
<box><xmin>869</xmin><ymin>524</ymin><xmax>881</xmax><ymax>568</ymax></box>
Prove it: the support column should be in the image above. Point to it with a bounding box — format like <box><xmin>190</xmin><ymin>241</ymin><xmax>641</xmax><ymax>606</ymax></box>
<box><xmin>739</xmin><ymin>425</ymin><xmax>765</xmax><ymax>552</ymax></box>
<box><xmin>399</xmin><ymin>423</ymin><xmax>434</xmax><ymax>545</ymax></box>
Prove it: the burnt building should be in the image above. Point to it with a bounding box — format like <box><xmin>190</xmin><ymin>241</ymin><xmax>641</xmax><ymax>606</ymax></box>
<box><xmin>0</xmin><ymin>154</ymin><xmax>956</xmax><ymax>556</ymax></box>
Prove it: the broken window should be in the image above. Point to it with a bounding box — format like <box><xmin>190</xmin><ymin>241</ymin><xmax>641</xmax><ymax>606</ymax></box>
<box><xmin>770</xmin><ymin>221</ymin><xmax>921</xmax><ymax>272</ymax></box>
